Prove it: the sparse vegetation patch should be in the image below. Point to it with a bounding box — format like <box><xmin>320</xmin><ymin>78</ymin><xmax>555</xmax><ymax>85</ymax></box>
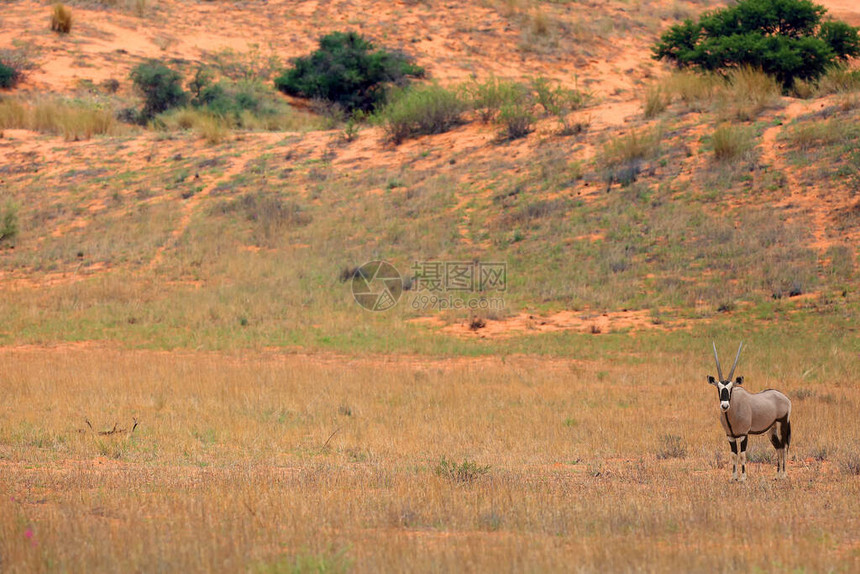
<box><xmin>712</xmin><ymin>123</ymin><xmax>756</xmax><ymax>162</ymax></box>
<box><xmin>380</xmin><ymin>84</ymin><xmax>468</xmax><ymax>144</ymax></box>
<box><xmin>0</xmin><ymin>200</ymin><xmax>19</xmax><ymax>246</ymax></box>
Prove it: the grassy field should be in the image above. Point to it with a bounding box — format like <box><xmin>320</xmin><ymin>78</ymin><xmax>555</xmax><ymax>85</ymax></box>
<box><xmin>1</xmin><ymin>338</ymin><xmax>858</xmax><ymax>572</ymax></box>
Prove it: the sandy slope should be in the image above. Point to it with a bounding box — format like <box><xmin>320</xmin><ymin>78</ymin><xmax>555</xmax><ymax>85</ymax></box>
<box><xmin>1</xmin><ymin>0</ymin><xmax>859</xmax><ymax>338</ymax></box>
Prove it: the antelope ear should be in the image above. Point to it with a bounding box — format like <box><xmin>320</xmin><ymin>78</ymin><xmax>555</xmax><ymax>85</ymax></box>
<box><xmin>707</xmin><ymin>375</ymin><xmax>717</xmax><ymax>385</ymax></box>
<box><xmin>735</xmin><ymin>376</ymin><xmax>744</xmax><ymax>386</ymax></box>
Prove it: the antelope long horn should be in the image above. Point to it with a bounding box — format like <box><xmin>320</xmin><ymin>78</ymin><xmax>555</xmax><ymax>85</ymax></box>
<box><xmin>712</xmin><ymin>341</ymin><xmax>724</xmax><ymax>381</ymax></box>
<box><xmin>727</xmin><ymin>341</ymin><xmax>743</xmax><ymax>381</ymax></box>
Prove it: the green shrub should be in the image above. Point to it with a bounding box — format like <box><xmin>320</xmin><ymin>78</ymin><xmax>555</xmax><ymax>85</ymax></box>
<box><xmin>531</xmin><ymin>76</ymin><xmax>589</xmax><ymax>115</ymax></box>
<box><xmin>184</xmin><ymin>65</ymin><xmax>305</xmax><ymax>130</ymax></box>
<box><xmin>468</xmin><ymin>77</ymin><xmax>527</xmax><ymax>122</ymax></box>
<box><xmin>653</xmin><ymin>0</ymin><xmax>860</xmax><ymax>88</ymax></box>
<box><xmin>380</xmin><ymin>84</ymin><xmax>467</xmax><ymax>144</ymax></box>
<box><xmin>274</xmin><ymin>31</ymin><xmax>423</xmax><ymax>113</ymax></box>
<box><xmin>0</xmin><ymin>61</ymin><xmax>22</xmax><ymax>89</ymax></box>
<box><xmin>498</xmin><ymin>101</ymin><xmax>534</xmax><ymax>140</ymax></box>
<box><xmin>130</xmin><ymin>60</ymin><xmax>187</xmax><ymax>120</ymax></box>
<box><xmin>530</xmin><ymin>75</ymin><xmax>590</xmax><ymax>133</ymax></box>
<box><xmin>0</xmin><ymin>201</ymin><xmax>19</xmax><ymax>246</ymax></box>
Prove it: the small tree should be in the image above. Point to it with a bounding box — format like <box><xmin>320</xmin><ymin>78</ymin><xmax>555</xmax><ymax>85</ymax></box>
<box><xmin>653</xmin><ymin>0</ymin><xmax>860</xmax><ymax>88</ymax></box>
<box><xmin>130</xmin><ymin>60</ymin><xmax>187</xmax><ymax>120</ymax></box>
<box><xmin>274</xmin><ymin>31</ymin><xmax>424</xmax><ymax>113</ymax></box>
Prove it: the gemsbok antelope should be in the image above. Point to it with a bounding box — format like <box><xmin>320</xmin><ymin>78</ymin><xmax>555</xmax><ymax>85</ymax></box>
<box><xmin>708</xmin><ymin>342</ymin><xmax>792</xmax><ymax>481</ymax></box>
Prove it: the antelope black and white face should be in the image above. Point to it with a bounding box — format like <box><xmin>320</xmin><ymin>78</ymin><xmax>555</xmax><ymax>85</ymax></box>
<box><xmin>709</xmin><ymin>342</ymin><xmax>744</xmax><ymax>412</ymax></box>
<box><xmin>708</xmin><ymin>376</ymin><xmax>744</xmax><ymax>411</ymax></box>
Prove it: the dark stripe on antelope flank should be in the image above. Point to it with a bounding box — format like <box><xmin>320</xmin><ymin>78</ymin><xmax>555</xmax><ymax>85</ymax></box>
<box><xmin>723</xmin><ymin>412</ymin><xmax>738</xmax><ymax>438</ymax></box>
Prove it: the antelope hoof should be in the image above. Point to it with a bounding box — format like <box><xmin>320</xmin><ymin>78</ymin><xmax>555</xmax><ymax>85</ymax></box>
<box><xmin>738</xmin><ymin>474</ymin><xmax>747</xmax><ymax>483</ymax></box>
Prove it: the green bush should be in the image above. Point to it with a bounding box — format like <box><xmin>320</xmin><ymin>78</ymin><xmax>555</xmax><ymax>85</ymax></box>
<box><xmin>186</xmin><ymin>66</ymin><xmax>276</xmax><ymax>124</ymax></box>
<box><xmin>130</xmin><ymin>60</ymin><xmax>187</xmax><ymax>120</ymax></box>
<box><xmin>380</xmin><ymin>84</ymin><xmax>468</xmax><ymax>144</ymax></box>
<box><xmin>0</xmin><ymin>61</ymin><xmax>22</xmax><ymax>89</ymax></box>
<box><xmin>498</xmin><ymin>101</ymin><xmax>534</xmax><ymax>140</ymax></box>
<box><xmin>0</xmin><ymin>201</ymin><xmax>19</xmax><ymax>246</ymax></box>
<box><xmin>274</xmin><ymin>31</ymin><xmax>424</xmax><ymax>113</ymax></box>
<box><xmin>468</xmin><ymin>77</ymin><xmax>527</xmax><ymax>122</ymax></box>
<box><xmin>653</xmin><ymin>0</ymin><xmax>860</xmax><ymax>88</ymax></box>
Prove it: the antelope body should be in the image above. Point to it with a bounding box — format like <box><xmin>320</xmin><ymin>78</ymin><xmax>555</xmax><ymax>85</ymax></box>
<box><xmin>708</xmin><ymin>342</ymin><xmax>792</xmax><ymax>481</ymax></box>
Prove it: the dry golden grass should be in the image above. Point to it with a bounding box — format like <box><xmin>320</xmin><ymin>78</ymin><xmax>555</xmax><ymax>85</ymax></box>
<box><xmin>601</xmin><ymin>124</ymin><xmax>663</xmax><ymax>167</ymax></box>
<box><xmin>712</xmin><ymin>122</ymin><xmax>756</xmax><ymax>162</ymax></box>
<box><xmin>642</xmin><ymin>67</ymin><xmax>781</xmax><ymax>120</ymax></box>
<box><xmin>50</xmin><ymin>4</ymin><xmax>72</xmax><ymax>35</ymax></box>
<box><xmin>718</xmin><ymin>67</ymin><xmax>781</xmax><ymax>121</ymax></box>
<box><xmin>1</xmin><ymin>345</ymin><xmax>858</xmax><ymax>571</ymax></box>
<box><xmin>0</xmin><ymin>97</ymin><xmax>127</xmax><ymax>141</ymax></box>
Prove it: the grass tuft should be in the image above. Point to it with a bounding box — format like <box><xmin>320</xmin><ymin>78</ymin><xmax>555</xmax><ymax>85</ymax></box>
<box><xmin>840</xmin><ymin>449</ymin><xmax>860</xmax><ymax>476</ymax></box>
<box><xmin>643</xmin><ymin>84</ymin><xmax>669</xmax><ymax>118</ymax></box>
<box><xmin>712</xmin><ymin>123</ymin><xmax>755</xmax><ymax>162</ymax></box>
<box><xmin>656</xmin><ymin>434</ymin><xmax>686</xmax><ymax>459</ymax></box>
<box><xmin>434</xmin><ymin>456</ymin><xmax>491</xmax><ymax>484</ymax></box>
<box><xmin>720</xmin><ymin>67</ymin><xmax>780</xmax><ymax>121</ymax></box>
<box><xmin>468</xmin><ymin>77</ymin><xmax>527</xmax><ymax>123</ymax></box>
<box><xmin>380</xmin><ymin>84</ymin><xmax>468</xmax><ymax>144</ymax></box>
<box><xmin>602</xmin><ymin>125</ymin><xmax>662</xmax><ymax>167</ymax></box>
<box><xmin>51</xmin><ymin>3</ymin><xmax>72</xmax><ymax>34</ymax></box>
